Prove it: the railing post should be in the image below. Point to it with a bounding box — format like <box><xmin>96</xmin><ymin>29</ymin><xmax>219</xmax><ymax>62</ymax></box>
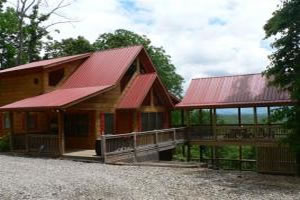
<box><xmin>101</xmin><ymin>135</ymin><xmax>106</xmax><ymax>163</ymax></box>
<box><xmin>133</xmin><ymin>132</ymin><xmax>137</xmax><ymax>162</ymax></box>
<box><xmin>173</xmin><ymin>129</ymin><xmax>176</xmax><ymax>144</ymax></box>
<box><xmin>25</xmin><ymin>134</ymin><xmax>29</xmax><ymax>153</ymax></box>
<box><xmin>155</xmin><ymin>131</ymin><xmax>159</xmax><ymax>147</ymax></box>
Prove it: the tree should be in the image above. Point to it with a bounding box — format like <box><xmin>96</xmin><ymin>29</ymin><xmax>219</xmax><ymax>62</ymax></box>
<box><xmin>0</xmin><ymin>6</ymin><xmax>19</xmax><ymax>69</ymax></box>
<box><xmin>93</xmin><ymin>29</ymin><xmax>184</xmax><ymax>97</ymax></box>
<box><xmin>13</xmin><ymin>0</ymin><xmax>74</xmax><ymax>65</ymax></box>
<box><xmin>263</xmin><ymin>0</ymin><xmax>300</xmax><ymax>173</ymax></box>
<box><xmin>44</xmin><ymin>36</ymin><xmax>94</xmax><ymax>59</ymax></box>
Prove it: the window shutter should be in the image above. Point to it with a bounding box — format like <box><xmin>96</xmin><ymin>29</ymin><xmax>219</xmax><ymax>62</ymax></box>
<box><xmin>0</xmin><ymin>113</ymin><xmax>3</xmax><ymax>130</ymax></box>
<box><xmin>100</xmin><ymin>112</ymin><xmax>105</xmax><ymax>135</ymax></box>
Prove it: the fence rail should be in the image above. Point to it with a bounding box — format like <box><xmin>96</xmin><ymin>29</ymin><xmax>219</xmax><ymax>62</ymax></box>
<box><xmin>188</xmin><ymin>125</ymin><xmax>289</xmax><ymax>142</ymax></box>
<box><xmin>101</xmin><ymin>127</ymin><xmax>186</xmax><ymax>163</ymax></box>
<box><xmin>11</xmin><ymin>134</ymin><xmax>59</xmax><ymax>155</ymax></box>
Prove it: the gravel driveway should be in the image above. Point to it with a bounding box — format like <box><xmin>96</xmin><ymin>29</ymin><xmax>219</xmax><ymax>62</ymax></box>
<box><xmin>0</xmin><ymin>155</ymin><xmax>300</xmax><ymax>200</ymax></box>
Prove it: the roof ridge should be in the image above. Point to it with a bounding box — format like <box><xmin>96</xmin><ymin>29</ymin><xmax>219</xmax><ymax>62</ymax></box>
<box><xmin>192</xmin><ymin>73</ymin><xmax>262</xmax><ymax>80</ymax></box>
<box><xmin>93</xmin><ymin>45</ymin><xmax>143</xmax><ymax>54</ymax></box>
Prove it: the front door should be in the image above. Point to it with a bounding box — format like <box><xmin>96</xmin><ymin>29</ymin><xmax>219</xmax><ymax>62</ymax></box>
<box><xmin>116</xmin><ymin>110</ymin><xmax>133</xmax><ymax>134</ymax></box>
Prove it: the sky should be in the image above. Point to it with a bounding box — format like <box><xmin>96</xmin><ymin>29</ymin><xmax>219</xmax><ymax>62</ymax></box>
<box><xmin>47</xmin><ymin>0</ymin><xmax>279</xmax><ymax>90</ymax></box>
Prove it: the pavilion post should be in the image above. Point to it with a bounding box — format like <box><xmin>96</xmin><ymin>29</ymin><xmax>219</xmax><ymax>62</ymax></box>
<box><xmin>186</xmin><ymin>110</ymin><xmax>191</xmax><ymax>162</ymax></box>
<box><xmin>212</xmin><ymin>108</ymin><xmax>217</xmax><ymax>140</ymax></box>
<box><xmin>58</xmin><ymin>110</ymin><xmax>65</xmax><ymax>155</ymax></box>
<box><xmin>254</xmin><ymin>107</ymin><xmax>258</xmax><ymax>138</ymax></box>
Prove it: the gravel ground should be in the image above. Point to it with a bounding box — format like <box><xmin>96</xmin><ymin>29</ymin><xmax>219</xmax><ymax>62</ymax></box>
<box><xmin>0</xmin><ymin>155</ymin><xmax>300</xmax><ymax>200</ymax></box>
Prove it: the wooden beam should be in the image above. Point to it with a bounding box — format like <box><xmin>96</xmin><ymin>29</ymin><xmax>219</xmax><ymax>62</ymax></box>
<box><xmin>25</xmin><ymin>112</ymin><xmax>29</xmax><ymax>152</ymax></box>
<box><xmin>238</xmin><ymin>107</ymin><xmax>241</xmax><ymax>126</ymax></box>
<box><xmin>57</xmin><ymin>110</ymin><xmax>65</xmax><ymax>155</ymax></box>
<box><xmin>9</xmin><ymin>112</ymin><xmax>14</xmax><ymax>152</ymax></box>
<box><xmin>212</xmin><ymin>108</ymin><xmax>217</xmax><ymax>140</ymax></box>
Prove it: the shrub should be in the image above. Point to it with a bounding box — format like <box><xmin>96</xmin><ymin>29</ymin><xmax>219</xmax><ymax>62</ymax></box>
<box><xmin>0</xmin><ymin>136</ymin><xmax>10</xmax><ymax>152</ymax></box>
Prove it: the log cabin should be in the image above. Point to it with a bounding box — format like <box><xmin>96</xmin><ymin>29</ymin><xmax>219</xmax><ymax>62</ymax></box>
<box><xmin>0</xmin><ymin>45</ymin><xmax>178</xmax><ymax>155</ymax></box>
<box><xmin>176</xmin><ymin>73</ymin><xmax>296</xmax><ymax>175</ymax></box>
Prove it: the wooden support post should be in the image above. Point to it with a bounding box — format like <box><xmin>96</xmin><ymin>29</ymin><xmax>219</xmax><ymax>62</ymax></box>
<box><xmin>182</xmin><ymin>145</ymin><xmax>186</xmax><ymax>157</ymax></box>
<box><xmin>57</xmin><ymin>110</ymin><xmax>65</xmax><ymax>155</ymax></box>
<box><xmin>199</xmin><ymin>145</ymin><xmax>203</xmax><ymax>163</ymax></box>
<box><xmin>173</xmin><ymin>129</ymin><xmax>176</xmax><ymax>144</ymax></box>
<box><xmin>239</xmin><ymin>145</ymin><xmax>242</xmax><ymax>171</ymax></box>
<box><xmin>187</xmin><ymin>143</ymin><xmax>191</xmax><ymax>162</ymax></box>
<box><xmin>254</xmin><ymin>107</ymin><xmax>258</xmax><ymax>138</ymax></box>
<box><xmin>133</xmin><ymin>132</ymin><xmax>137</xmax><ymax>162</ymax></box>
<box><xmin>101</xmin><ymin>135</ymin><xmax>106</xmax><ymax>163</ymax></box>
<box><xmin>267</xmin><ymin>106</ymin><xmax>272</xmax><ymax>137</ymax></box>
<box><xmin>9</xmin><ymin>112</ymin><xmax>14</xmax><ymax>152</ymax></box>
<box><xmin>211</xmin><ymin>146</ymin><xmax>214</xmax><ymax>167</ymax></box>
<box><xmin>238</xmin><ymin>108</ymin><xmax>241</xmax><ymax>126</ymax></box>
<box><xmin>25</xmin><ymin>112</ymin><xmax>29</xmax><ymax>152</ymax></box>
<box><xmin>212</xmin><ymin>109</ymin><xmax>217</xmax><ymax>140</ymax></box>
<box><xmin>215</xmin><ymin>146</ymin><xmax>218</xmax><ymax>169</ymax></box>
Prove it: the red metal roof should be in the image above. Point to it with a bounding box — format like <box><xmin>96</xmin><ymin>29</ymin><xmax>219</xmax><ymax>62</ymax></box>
<box><xmin>0</xmin><ymin>53</ymin><xmax>91</xmax><ymax>75</ymax></box>
<box><xmin>62</xmin><ymin>46</ymin><xmax>143</xmax><ymax>88</ymax></box>
<box><xmin>0</xmin><ymin>86</ymin><xmax>111</xmax><ymax>110</ymax></box>
<box><xmin>177</xmin><ymin>73</ymin><xmax>292</xmax><ymax>108</ymax></box>
<box><xmin>118</xmin><ymin>73</ymin><xmax>157</xmax><ymax>109</ymax></box>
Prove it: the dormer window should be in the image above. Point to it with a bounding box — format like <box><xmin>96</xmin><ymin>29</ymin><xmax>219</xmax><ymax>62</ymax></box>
<box><xmin>120</xmin><ymin>62</ymin><xmax>137</xmax><ymax>91</ymax></box>
<box><xmin>48</xmin><ymin>68</ymin><xmax>64</xmax><ymax>86</ymax></box>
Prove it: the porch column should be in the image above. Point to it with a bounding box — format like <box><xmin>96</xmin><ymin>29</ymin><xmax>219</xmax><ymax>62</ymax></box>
<box><xmin>9</xmin><ymin>111</ymin><xmax>14</xmax><ymax>152</ymax></box>
<box><xmin>57</xmin><ymin>110</ymin><xmax>65</xmax><ymax>155</ymax></box>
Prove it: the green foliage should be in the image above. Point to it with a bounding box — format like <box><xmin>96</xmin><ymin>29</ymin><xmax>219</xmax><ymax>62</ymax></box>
<box><xmin>263</xmin><ymin>0</ymin><xmax>300</xmax><ymax>161</ymax></box>
<box><xmin>0</xmin><ymin>136</ymin><xmax>9</xmax><ymax>152</ymax></box>
<box><xmin>93</xmin><ymin>29</ymin><xmax>184</xmax><ymax>97</ymax></box>
<box><xmin>44</xmin><ymin>36</ymin><xmax>95</xmax><ymax>59</ymax></box>
<box><xmin>0</xmin><ymin>7</ymin><xmax>19</xmax><ymax>68</ymax></box>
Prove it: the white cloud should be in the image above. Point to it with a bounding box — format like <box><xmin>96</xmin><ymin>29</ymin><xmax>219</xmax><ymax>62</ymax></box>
<box><xmin>48</xmin><ymin>0</ymin><xmax>279</xmax><ymax>91</ymax></box>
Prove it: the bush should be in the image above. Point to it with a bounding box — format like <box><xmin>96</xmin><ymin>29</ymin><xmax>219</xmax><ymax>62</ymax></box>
<box><xmin>0</xmin><ymin>136</ymin><xmax>10</xmax><ymax>152</ymax></box>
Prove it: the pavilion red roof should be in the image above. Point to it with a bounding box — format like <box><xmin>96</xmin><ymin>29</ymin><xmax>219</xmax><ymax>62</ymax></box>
<box><xmin>177</xmin><ymin>73</ymin><xmax>292</xmax><ymax>108</ymax></box>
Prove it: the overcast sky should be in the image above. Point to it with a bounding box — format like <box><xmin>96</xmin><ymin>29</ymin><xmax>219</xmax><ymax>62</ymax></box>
<box><xmin>49</xmin><ymin>0</ymin><xmax>279</xmax><ymax>90</ymax></box>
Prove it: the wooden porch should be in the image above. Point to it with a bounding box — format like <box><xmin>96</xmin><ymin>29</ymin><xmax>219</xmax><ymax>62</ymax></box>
<box><xmin>101</xmin><ymin>127</ymin><xmax>186</xmax><ymax>163</ymax></box>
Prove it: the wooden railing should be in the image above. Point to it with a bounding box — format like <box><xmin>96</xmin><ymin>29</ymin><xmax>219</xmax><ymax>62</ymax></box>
<box><xmin>11</xmin><ymin>134</ymin><xmax>59</xmax><ymax>155</ymax></box>
<box><xmin>188</xmin><ymin>125</ymin><xmax>290</xmax><ymax>142</ymax></box>
<box><xmin>101</xmin><ymin>127</ymin><xmax>186</xmax><ymax>163</ymax></box>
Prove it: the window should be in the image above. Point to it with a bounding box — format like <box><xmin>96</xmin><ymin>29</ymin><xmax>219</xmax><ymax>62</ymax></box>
<box><xmin>216</xmin><ymin>108</ymin><xmax>238</xmax><ymax>125</ymax></box>
<box><xmin>257</xmin><ymin>107</ymin><xmax>268</xmax><ymax>124</ymax></box>
<box><xmin>141</xmin><ymin>112</ymin><xmax>164</xmax><ymax>131</ymax></box>
<box><xmin>65</xmin><ymin>114</ymin><xmax>89</xmax><ymax>137</ymax></box>
<box><xmin>48</xmin><ymin>68</ymin><xmax>64</xmax><ymax>86</ymax></box>
<box><xmin>241</xmin><ymin>108</ymin><xmax>254</xmax><ymax>124</ymax></box>
<box><xmin>104</xmin><ymin>113</ymin><xmax>114</xmax><ymax>134</ymax></box>
<box><xmin>120</xmin><ymin>62</ymin><xmax>136</xmax><ymax>91</ymax></box>
<box><xmin>27</xmin><ymin>113</ymin><xmax>37</xmax><ymax>130</ymax></box>
<box><xmin>33</xmin><ymin>78</ymin><xmax>39</xmax><ymax>85</ymax></box>
<box><xmin>3</xmin><ymin>113</ymin><xmax>10</xmax><ymax>129</ymax></box>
